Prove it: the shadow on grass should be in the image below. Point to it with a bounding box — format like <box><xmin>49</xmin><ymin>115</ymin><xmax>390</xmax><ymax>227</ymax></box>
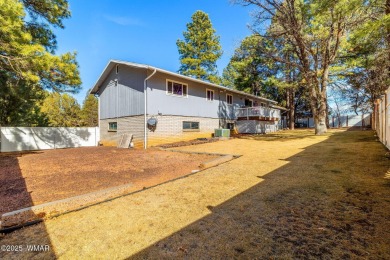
<box><xmin>132</xmin><ymin>130</ymin><xmax>390</xmax><ymax>259</ymax></box>
<box><xmin>0</xmin><ymin>151</ymin><xmax>55</xmax><ymax>259</ymax></box>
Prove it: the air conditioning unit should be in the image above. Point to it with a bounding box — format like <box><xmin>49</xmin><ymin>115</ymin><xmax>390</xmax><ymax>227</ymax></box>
<box><xmin>214</xmin><ymin>128</ymin><xmax>230</xmax><ymax>137</ymax></box>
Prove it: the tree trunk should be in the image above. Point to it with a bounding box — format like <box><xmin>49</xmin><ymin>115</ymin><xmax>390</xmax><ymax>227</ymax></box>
<box><xmin>313</xmin><ymin>94</ymin><xmax>328</xmax><ymax>134</ymax></box>
<box><xmin>288</xmin><ymin>88</ymin><xmax>295</xmax><ymax>130</ymax></box>
<box><xmin>325</xmin><ymin>99</ymin><xmax>330</xmax><ymax>129</ymax></box>
<box><xmin>314</xmin><ymin>111</ymin><xmax>327</xmax><ymax>134</ymax></box>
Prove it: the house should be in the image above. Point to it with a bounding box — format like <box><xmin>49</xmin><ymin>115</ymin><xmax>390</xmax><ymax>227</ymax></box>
<box><xmin>90</xmin><ymin>60</ymin><xmax>284</xmax><ymax>148</ymax></box>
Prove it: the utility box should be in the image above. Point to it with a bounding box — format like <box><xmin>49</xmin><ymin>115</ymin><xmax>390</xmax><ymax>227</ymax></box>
<box><xmin>214</xmin><ymin>128</ymin><xmax>230</xmax><ymax>137</ymax></box>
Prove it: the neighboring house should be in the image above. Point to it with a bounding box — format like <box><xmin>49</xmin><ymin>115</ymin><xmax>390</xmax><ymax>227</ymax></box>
<box><xmin>90</xmin><ymin>60</ymin><xmax>284</xmax><ymax>148</ymax></box>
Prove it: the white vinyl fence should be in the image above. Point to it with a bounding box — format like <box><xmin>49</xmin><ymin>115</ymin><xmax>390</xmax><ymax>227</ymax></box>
<box><xmin>330</xmin><ymin>114</ymin><xmax>371</xmax><ymax>128</ymax></box>
<box><xmin>295</xmin><ymin>114</ymin><xmax>371</xmax><ymax>128</ymax></box>
<box><xmin>0</xmin><ymin>127</ymin><xmax>99</xmax><ymax>152</ymax></box>
<box><xmin>374</xmin><ymin>88</ymin><xmax>390</xmax><ymax>149</ymax></box>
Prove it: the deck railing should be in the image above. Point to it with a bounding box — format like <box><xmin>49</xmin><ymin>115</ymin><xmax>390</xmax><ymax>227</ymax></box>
<box><xmin>236</xmin><ymin>106</ymin><xmax>281</xmax><ymax>119</ymax></box>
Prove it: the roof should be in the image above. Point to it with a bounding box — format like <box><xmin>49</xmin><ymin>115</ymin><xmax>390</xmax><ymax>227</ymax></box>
<box><xmin>271</xmin><ymin>104</ymin><xmax>289</xmax><ymax>111</ymax></box>
<box><xmin>90</xmin><ymin>60</ymin><xmax>278</xmax><ymax>104</ymax></box>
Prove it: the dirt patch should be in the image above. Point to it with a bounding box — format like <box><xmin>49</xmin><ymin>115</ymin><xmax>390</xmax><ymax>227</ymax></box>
<box><xmin>158</xmin><ymin>138</ymin><xmax>219</xmax><ymax>148</ymax></box>
<box><xmin>0</xmin><ymin>147</ymin><xmax>218</xmax><ymax>215</ymax></box>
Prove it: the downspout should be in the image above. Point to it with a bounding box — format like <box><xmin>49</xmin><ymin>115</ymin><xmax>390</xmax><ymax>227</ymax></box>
<box><xmin>144</xmin><ymin>68</ymin><xmax>157</xmax><ymax>149</ymax></box>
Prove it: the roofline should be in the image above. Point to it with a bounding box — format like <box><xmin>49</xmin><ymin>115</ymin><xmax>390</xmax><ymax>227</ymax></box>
<box><xmin>271</xmin><ymin>104</ymin><xmax>289</xmax><ymax>111</ymax></box>
<box><xmin>90</xmin><ymin>60</ymin><xmax>278</xmax><ymax>104</ymax></box>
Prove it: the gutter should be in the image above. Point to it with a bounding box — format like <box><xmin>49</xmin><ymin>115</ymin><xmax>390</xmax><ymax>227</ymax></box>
<box><xmin>144</xmin><ymin>68</ymin><xmax>157</xmax><ymax>149</ymax></box>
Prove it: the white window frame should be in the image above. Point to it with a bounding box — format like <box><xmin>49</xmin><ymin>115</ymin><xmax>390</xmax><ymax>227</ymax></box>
<box><xmin>206</xmin><ymin>89</ymin><xmax>214</xmax><ymax>101</ymax></box>
<box><xmin>226</xmin><ymin>94</ymin><xmax>233</xmax><ymax>105</ymax></box>
<box><xmin>166</xmin><ymin>79</ymin><xmax>188</xmax><ymax>98</ymax></box>
<box><xmin>182</xmin><ymin>121</ymin><xmax>200</xmax><ymax>132</ymax></box>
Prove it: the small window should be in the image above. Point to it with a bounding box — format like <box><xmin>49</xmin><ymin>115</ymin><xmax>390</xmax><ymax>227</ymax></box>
<box><xmin>108</xmin><ymin>122</ymin><xmax>117</xmax><ymax>131</ymax></box>
<box><xmin>183</xmin><ymin>121</ymin><xmax>199</xmax><ymax>131</ymax></box>
<box><xmin>227</xmin><ymin>123</ymin><xmax>235</xmax><ymax>130</ymax></box>
<box><xmin>166</xmin><ymin>80</ymin><xmax>188</xmax><ymax>97</ymax></box>
<box><xmin>245</xmin><ymin>99</ymin><xmax>253</xmax><ymax>107</ymax></box>
<box><xmin>206</xmin><ymin>89</ymin><xmax>214</xmax><ymax>101</ymax></box>
<box><xmin>260</xmin><ymin>102</ymin><xmax>265</xmax><ymax>107</ymax></box>
<box><xmin>226</xmin><ymin>94</ymin><xmax>233</xmax><ymax>105</ymax></box>
<box><xmin>116</xmin><ymin>65</ymin><xmax>119</xmax><ymax>74</ymax></box>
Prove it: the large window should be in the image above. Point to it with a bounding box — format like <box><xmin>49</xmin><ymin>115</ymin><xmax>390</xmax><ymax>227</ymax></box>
<box><xmin>183</xmin><ymin>121</ymin><xmax>199</xmax><ymax>131</ymax></box>
<box><xmin>226</xmin><ymin>94</ymin><xmax>233</xmax><ymax>105</ymax></box>
<box><xmin>167</xmin><ymin>80</ymin><xmax>188</xmax><ymax>97</ymax></box>
<box><xmin>206</xmin><ymin>89</ymin><xmax>214</xmax><ymax>101</ymax></box>
<box><xmin>108</xmin><ymin>122</ymin><xmax>117</xmax><ymax>131</ymax></box>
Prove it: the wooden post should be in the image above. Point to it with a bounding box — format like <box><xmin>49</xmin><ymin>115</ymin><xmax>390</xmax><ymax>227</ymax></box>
<box><xmin>346</xmin><ymin>115</ymin><xmax>349</xmax><ymax>127</ymax></box>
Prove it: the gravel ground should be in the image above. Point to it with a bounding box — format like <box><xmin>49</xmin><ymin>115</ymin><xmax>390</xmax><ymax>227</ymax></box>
<box><xmin>1</xmin><ymin>130</ymin><xmax>389</xmax><ymax>259</ymax></box>
<box><xmin>0</xmin><ymin>147</ymin><xmax>217</xmax><ymax>215</ymax></box>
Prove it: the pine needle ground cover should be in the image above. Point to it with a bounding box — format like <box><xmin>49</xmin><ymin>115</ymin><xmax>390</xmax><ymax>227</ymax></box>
<box><xmin>1</xmin><ymin>130</ymin><xmax>389</xmax><ymax>259</ymax></box>
<box><xmin>0</xmin><ymin>147</ymin><xmax>216</xmax><ymax>215</ymax></box>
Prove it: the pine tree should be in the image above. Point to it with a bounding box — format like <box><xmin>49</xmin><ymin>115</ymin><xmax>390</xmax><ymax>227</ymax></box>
<box><xmin>237</xmin><ymin>0</ymin><xmax>369</xmax><ymax>134</ymax></box>
<box><xmin>40</xmin><ymin>92</ymin><xmax>81</xmax><ymax>127</ymax></box>
<box><xmin>177</xmin><ymin>10</ymin><xmax>223</xmax><ymax>84</ymax></box>
<box><xmin>0</xmin><ymin>0</ymin><xmax>81</xmax><ymax>126</ymax></box>
<box><xmin>81</xmin><ymin>94</ymin><xmax>98</xmax><ymax>127</ymax></box>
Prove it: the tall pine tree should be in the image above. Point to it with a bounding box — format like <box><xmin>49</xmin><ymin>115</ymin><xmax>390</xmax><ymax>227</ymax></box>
<box><xmin>177</xmin><ymin>10</ymin><xmax>223</xmax><ymax>84</ymax></box>
<box><xmin>40</xmin><ymin>92</ymin><xmax>81</xmax><ymax>127</ymax></box>
<box><xmin>0</xmin><ymin>0</ymin><xmax>80</xmax><ymax>126</ymax></box>
<box><xmin>80</xmin><ymin>94</ymin><xmax>98</xmax><ymax>127</ymax></box>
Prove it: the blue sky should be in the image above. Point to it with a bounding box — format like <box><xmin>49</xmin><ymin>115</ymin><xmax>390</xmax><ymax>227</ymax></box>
<box><xmin>53</xmin><ymin>0</ymin><xmax>256</xmax><ymax>104</ymax></box>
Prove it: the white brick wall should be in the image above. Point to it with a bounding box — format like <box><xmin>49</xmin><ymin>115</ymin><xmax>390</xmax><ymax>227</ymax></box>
<box><xmin>100</xmin><ymin>115</ymin><xmax>220</xmax><ymax>148</ymax></box>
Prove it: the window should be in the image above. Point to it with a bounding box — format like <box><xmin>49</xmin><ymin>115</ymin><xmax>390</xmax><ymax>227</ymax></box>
<box><xmin>227</xmin><ymin>123</ymin><xmax>235</xmax><ymax>130</ymax></box>
<box><xmin>108</xmin><ymin>122</ymin><xmax>117</xmax><ymax>131</ymax></box>
<box><xmin>183</xmin><ymin>121</ymin><xmax>199</xmax><ymax>131</ymax></box>
<box><xmin>166</xmin><ymin>80</ymin><xmax>188</xmax><ymax>97</ymax></box>
<box><xmin>245</xmin><ymin>99</ymin><xmax>253</xmax><ymax>107</ymax></box>
<box><xmin>206</xmin><ymin>89</ymin><xmax>214</xmax><ymax>101</ymax></box>
<box><xmin>116</xmin><ymin>65</ymin><xmax>119</xmax><ymax>74</ymax></box>
<box><xmin>226</xmin><ymin>94</ymin><xmax>233</xmax><ymax>105</ymax></box>
<box><xmin>260</xmin><ymin>102</ymin><xmax>265</xmax><ymax>107</ymax></box>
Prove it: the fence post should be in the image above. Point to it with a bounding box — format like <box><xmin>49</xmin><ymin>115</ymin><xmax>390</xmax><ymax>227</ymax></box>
<box><xmin>346</xmin><ymin>115</ymin><xmax>349</xmax><ymax>127</ymax></box>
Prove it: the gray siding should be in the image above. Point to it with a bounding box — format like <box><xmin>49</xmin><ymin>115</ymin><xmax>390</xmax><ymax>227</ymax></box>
<box><xmin>98</xmin><ymin>65</ymin><xmax>273</xmax><ymax>121</ymax></box>
<box><xmin>147</xmin><ymin>72</ymin><xmax>267</xmax><ymax>119</ymax></box>
<box><xmin>99</xmin><ymin>65</ymin><xmax>146</xmax><ymax>119</ymax></box>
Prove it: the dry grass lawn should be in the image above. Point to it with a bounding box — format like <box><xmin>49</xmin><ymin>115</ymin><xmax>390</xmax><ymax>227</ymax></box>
<box><xmin>1</xmin><ymin>129</ymin><xmax>389</xmax><ymax>259</ymax></box>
